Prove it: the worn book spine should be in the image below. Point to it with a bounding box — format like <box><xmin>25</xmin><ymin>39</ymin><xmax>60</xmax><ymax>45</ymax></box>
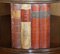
<box><xmin>11</xmin><ymin>4</ymin><xmax>21</xmax><ymax>48</ymax></box>
<box><xmin>21</xmin><ymin>4</ymin><xmax>31</xmax><ymax>49</ymax></box>
<box><xmin>40</xmin><ymin>4</ymin><xmax>50</xmax><ymax>48</ymax></box>
<box><xmin>21</xmin><ymin>22</ymin><xmax>31</xmax><ymax>49</ymax></box>
<box><xmin>31</xmin><ymin>4</ymin><xmax>40</xmax><ymax>49</ymax></box>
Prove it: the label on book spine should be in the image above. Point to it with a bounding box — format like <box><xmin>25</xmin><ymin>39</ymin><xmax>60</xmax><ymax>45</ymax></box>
<box><xmin>21</xmin><ymin>22</ymin><xmax>31</xmax><ymax>49</ymax></box>
<box><xmin>11</xmin><ymin>3</ymin><xmax>21</xmax><ymax>19</ymax></box>
<box><xmin>21</xmin><ymin>4</ymin><xmax>31</xmax><ymax>22</ymax></box>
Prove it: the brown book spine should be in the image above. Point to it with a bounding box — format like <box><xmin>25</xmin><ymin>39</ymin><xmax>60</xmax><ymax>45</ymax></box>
<box><xmin>31</xmin><ymin>4</ymin><xmax>40</xmax><ymax>49</ymax></box>
<box><xmin>40</xmin><ymin>4</ymin><xmax>50</xmax><ymax>48</ymax></box>
<box><xmin>11</xmin><ymin>4</ymin><xmax>21</xmax><ymax>48</ymax></box>
<box><xmin>21</xmin><ymin>4</ymin><xmax>31</xmax><ymax>49</ymax></box>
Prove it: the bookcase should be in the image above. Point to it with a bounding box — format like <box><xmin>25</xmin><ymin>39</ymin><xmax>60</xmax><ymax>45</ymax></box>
<box><xmin>0</xmin><ymin>0</ymin><xmax>60</xmax><ymax>54</ymax></box>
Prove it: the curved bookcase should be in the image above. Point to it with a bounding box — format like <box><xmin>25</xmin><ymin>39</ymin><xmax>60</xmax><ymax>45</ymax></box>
<box><xmin>0</xmin><ymin>0</ymin><xmax>60</xmax><ymax>54</ymax></box>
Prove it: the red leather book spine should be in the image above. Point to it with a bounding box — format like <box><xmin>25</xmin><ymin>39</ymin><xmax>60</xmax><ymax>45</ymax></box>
<box><xmin>40</xmin><ymin>4</ymin><xmax>50</xmax><ymax>48</ymax></box>
<box><xmin>21</xmin><ymin>4</ymin><xmax>31</xmax><ymax>49</ymax></box>
<box><xmin>11</xmin><ymin>4</ymin><xmax>21</xmax><ymax>48</ymax></box>
<box><xmin>31</xmin><ymin>4</ymin><xmax>40</xmax><ymax>49</ymax></box>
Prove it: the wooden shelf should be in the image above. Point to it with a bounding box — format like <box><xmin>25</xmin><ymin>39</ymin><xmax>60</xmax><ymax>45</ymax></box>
<box><xmin>0</xmin><ymin>0</ymin><xmax>60</xmax><ymax>4</ymax></box>
<box><xmin>0</xmin><ymin>47</ymin><xmax>60</xmax><ymax>54</ymax></box>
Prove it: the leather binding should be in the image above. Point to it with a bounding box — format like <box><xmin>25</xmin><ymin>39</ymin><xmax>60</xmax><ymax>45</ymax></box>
<box><xmin>11</xmin><ymin>4</ymin><xmax>21</xmax><ymax>48</ymax></box>
<box><xmin>40</xmin><ymin>4</ymin><xmax>50</xmax><ymax>48</ymax></box>
<box><xmin>31</xmin><ymin>4</ymin><xmax>40</xmax><ymax>49</ymax></box>
<box><xmin>21</xmin><ymin>4</ymin><xmax>31</xmax><ymax>49</ymax></box>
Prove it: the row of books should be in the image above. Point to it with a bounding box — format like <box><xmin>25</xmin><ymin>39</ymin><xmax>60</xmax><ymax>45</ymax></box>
<box><xmin>11</xmin><ymin>4</ymin><xmax>50</xmax><ymax>49</ymax></box>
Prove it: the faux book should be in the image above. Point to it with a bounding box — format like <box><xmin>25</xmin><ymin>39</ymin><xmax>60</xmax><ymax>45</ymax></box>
<box><xmin>11</xmin><ymin>4</ymin><xmax>50</xmax><ymax>49</ymax></box>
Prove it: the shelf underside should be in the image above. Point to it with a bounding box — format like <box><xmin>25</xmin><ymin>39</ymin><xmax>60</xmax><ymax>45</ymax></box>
<box><xmin>0</xmin><ymin>0</ymin><xmax>60</xmax><ymax>3</ymax></box>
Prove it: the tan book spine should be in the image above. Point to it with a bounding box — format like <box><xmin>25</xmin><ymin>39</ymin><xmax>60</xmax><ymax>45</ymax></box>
<box><xmin>21</xmin><ymin>22</ymin><xmax>31</xmax><ymax>49</ymax></box>
<box><xmin>21</xmin><ymin>4</ymin><xmax>31</xmax><ymax>49</ymax></box>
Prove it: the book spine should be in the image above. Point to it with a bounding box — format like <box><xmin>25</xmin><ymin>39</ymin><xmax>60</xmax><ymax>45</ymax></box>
<box><xmin>21</xmin><ymin>22</ymin><xmax>31</xmax><ymax>49</ymax></box>
<box><xmin>40</xmin><ymin>4</ymin><xmax>50</xmax><ymax>48</ymax></box>
<box><xmin>21</xmin><ymin>4</ymin><xmax>31</xmax><ymax>49</ymax></box>
<box><xmin>11</xmin><ymin>4</ymin><xmax>21</xmax><ymax>48</ymax></box>
<box><xmin>31</xmin><ymin>4</ymin><xmax>40</xmax><ymax>49</ymax></box>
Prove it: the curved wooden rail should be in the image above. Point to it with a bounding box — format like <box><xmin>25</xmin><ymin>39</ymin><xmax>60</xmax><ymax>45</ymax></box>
<box><xmin>0</xmin><ymin>0</ymin><xmax>60</xmax><ymax>4</ymax></box>
<box><xmin>0</xmin><ymin>47</ymin><xmax>60</xmax><ymax>54</ymax></box>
